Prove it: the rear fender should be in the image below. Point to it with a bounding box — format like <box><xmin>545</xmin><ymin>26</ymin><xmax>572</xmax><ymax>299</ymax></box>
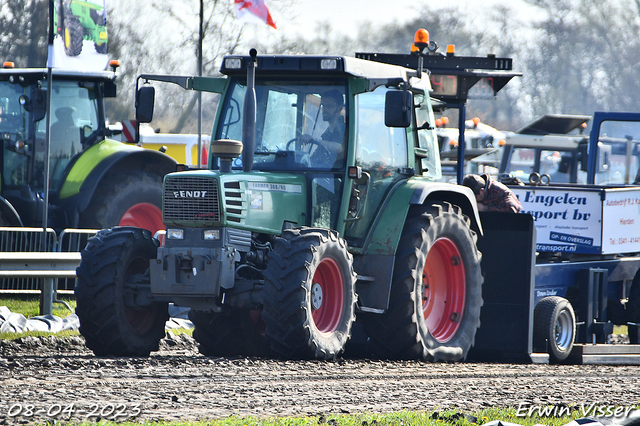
<box><xmin>59</xmin><ymin>139</ymin><xmax>176</xmax><ymax>227</ymax></box>
<box><xmin>355</xmin><ymin>180</ymin><xmax>481</xmax><ymax>312</ymax></box>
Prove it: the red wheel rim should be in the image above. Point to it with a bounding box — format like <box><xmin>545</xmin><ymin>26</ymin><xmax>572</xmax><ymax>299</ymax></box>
<box><xmin>311</xmin><ymin>257</ymin><xmax>344</xmax><ymax>334</ymax></box>
<box><xmin>119</xmin><ymin>203</ymin><xmax>163</xmax><ymax>234</ymax></box>
<box><xmin>422</xmin><ymin>237</ymin><xmax>466</xmax><ymax>343</ymax></box>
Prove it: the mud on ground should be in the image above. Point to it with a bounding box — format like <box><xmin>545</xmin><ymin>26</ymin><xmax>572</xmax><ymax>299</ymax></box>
<box><xmin>1</xmin><ymin>334</ymin><xmax>639</xmax><ymax>424</ymax></box>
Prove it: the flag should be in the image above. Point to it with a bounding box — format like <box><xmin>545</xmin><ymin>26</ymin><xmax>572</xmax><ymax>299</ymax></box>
<box><xmin>234</xmin><ymin>0</ymin><xmax>277</xmax><ymax>29</ymax></box>
<box><xmin>48</xmin><ymin>0</ymin><xmax>110</xmax><ymax>71</ymax></box>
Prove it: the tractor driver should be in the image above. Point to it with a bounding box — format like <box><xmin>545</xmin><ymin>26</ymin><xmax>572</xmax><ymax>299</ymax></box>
<box><xmin>463</xmin><ymin>173</ymin><xmax>523</xmax><ymax>213</ymax></box>
<box><xmin>299</xmin><ymin>89</ymin><xmax>346</xmax><ymax>167</ymax></box>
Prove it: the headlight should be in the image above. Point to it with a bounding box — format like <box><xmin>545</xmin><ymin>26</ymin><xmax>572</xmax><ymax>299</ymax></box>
<box><xmin>203</xmin><ymin>229</ymin><xmax>220</xmax><ymax>241</ymax></box>
<box><xmin>166</xmin><ymin>228</ymin><xmax>184</xmax><ymax>240</ymax></box>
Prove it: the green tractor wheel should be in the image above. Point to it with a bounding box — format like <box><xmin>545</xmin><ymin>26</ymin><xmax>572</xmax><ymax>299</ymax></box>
<box><xmin>63</xmin><ymin>17</ymin><xmax>84</xmax><ymax>57</ymax></box>
<box><xmin>75</xmin><ymin>227</ymin><xmax>168</xmax><ymax>356</ymax></box>
<box><xmin>94</xmin><ymin>42</ymin><xmax>108</xmax><ymax>54</ymax></box>
<box><xmin>360</xmin><ymin>202</ymin><xmax>484</xmax><ymax>361</ymax></box>
<box><xmin>262</xmin><ymin>228</ymin><xmax>356</xmax><ymax>360</ymax></box>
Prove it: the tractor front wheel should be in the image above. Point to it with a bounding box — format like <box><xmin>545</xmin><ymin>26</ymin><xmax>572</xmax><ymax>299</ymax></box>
<box><xmin>262</xmin><ymin>228</ymin><xmax>356</xmax><ymax>360</ymax></box>
<box><xmin>360</xmin><ymin>202</ymin><xmax>483</xmax><ymax>361</ymax></box>
<box><xmin>75</xmin><ymin>227</ymin><xmax>168</xmax><ymax>356</ymax></box>
<box><xmin>94</xmin><ymin>42</ymin><xmax>108</xmax><ymax>54</ymax></box>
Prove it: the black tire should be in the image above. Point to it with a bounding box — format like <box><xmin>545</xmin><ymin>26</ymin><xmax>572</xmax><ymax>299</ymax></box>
<box><xmin>359</xmin><ymin>202</ymin><xmax>484</xmax><ymax>362</ymax></box>
<box><xmin>533</xmin><ymin>296</ymin><xmax>576</xmax><ymax>362</ymax></box>
<box><xmin>94</xmin><ymin>42</ymin><xmax>108</xmax><ymax>54</ymax></box>
<box><xmin>63</xmin><ymin>17</ymin><xmax>84</xmax><ymax>57</ymax></box>
<box><xmin>79</xmin><ymin>171</ymin><xmax>164</xmax><ymax>234</ymax></box>
<box><xmin>189</xmin><ymin>309</ymin><xmax>272</xmax><ymax>357</ymax></box>
<box><xmin>261</xmin><ymin>228</ymin><xmax>356</xmax><ymax>360</ymax></box>
<box><xmin>626</xmin><ymin>273</ymin><xmax>640</xmax><ymax>343</ymax></box>
<box><xmin>75</xmin><ymin>227</ymin><xmax>168</xmax><ymax>356</ymax></box>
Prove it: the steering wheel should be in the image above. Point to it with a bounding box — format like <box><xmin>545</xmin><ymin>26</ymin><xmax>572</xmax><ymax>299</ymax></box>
<box><xmin>285</xmin><ymin>137</ymin><xmax>333</xmax><ymax>166</ymax></box>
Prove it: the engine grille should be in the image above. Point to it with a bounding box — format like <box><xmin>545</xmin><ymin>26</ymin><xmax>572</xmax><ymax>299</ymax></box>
<box><xmin>163</xmin><ymin>176</ymin><xmax>220</xmax><ymax>223</ymax></box>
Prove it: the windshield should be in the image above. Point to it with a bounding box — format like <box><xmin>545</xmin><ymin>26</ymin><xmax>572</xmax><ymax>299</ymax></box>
<box><xmin>37</xmin><ymin>80</ymin><xmax>101</xmax><ymax>191</ymax></box>
<box><xmin>215</xmin><ymin>78</ymin><xmax>348</xmax><ymax>171</ymax></box>
<box><xmin>0</xmin><ymin>79</ymin><xmax>101</xmax><ymax>193</ymax></box>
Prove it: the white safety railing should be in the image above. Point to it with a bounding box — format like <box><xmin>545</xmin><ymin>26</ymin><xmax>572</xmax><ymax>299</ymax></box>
<box><xmin>0</xmin><ymin>228</ymin><xmax>98</xmax><ymax>315</ymax></box>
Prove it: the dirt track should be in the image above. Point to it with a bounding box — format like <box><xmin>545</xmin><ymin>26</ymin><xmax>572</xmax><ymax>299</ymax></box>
<box><xmin>1</xmin><ymin>334</ymin><xmax>639</xmax><ymax>424</ymax></box>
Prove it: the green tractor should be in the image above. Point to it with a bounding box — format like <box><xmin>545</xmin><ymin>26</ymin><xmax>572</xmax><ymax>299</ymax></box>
<box><xmin>74</xmin><ymin>35</ymin><xmax>518</xmax><ymax>360</ymax></box>
<box><xmin>53</xmin><ymin>0</ymin><xmax>108</xmax><ymax>56</ymax></box>
<box><xmin>0</xmin><ymin>63</ymin><xmax>175</xmax><ymax>240</ymax></box>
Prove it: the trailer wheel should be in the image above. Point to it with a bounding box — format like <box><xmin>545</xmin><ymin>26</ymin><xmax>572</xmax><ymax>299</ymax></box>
<box><xmin>63</xmin><ymin>17</ymin><xmax>84</xmax><ymax>57</ymax></box>
<box><xmin>262</xmin><ymin>228</ymin><xmax>356</xmax><ymax>360</ymax></box>
<box><xmin>360</xmin><ymin>202</ymin><xmax>483</xmax><ymax>362</ymax></box>
<box><xmin>79</xmin><ymin>171</ymin><xmax>164</xmax><ymax>235</ymax></box>
<box><xmin>189</xmin><ymin>309</ymin><xmax>272</xmax><ymax>357</ymax></box>
<box><xmin>533</xmin><ymin>296</ymin><xmax>576</xmax><ymax>362</ymax></box>
<box><xmin>75</xmin><ymin>227</ymin><xmax>168</xmax><ymax>356</ymax></box>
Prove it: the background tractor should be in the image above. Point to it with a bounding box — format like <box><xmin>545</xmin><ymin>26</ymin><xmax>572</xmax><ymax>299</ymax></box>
<box><xmin>0</xmin><ymin>62</ymin><xmax>175</xmax><ymax>251</ymax></box>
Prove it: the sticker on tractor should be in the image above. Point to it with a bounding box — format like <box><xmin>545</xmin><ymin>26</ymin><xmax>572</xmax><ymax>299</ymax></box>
<box><xmin>247</xmin><ymin>182</ymin><xmax>302</xmax><ymax>193</ymax></box>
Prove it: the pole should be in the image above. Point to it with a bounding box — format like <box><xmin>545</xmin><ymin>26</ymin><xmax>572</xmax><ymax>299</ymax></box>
<box><xmin>197</xmin><ymin>0</ymin><xmax>203</xmax><ymax>167</ymax></box>
<box><xmin>456</xmin><ymin>104</ymin><xmax>466</xmax><ymax>185</ymax></box>
<box><xmin>41</xmin><ymin>1</ymin><xmax>56</xmax><ymax>315</ymax></box>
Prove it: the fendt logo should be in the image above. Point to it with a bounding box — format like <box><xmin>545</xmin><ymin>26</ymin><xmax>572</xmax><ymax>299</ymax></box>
<box><xmin>173</xmin><ymin>190</ymin><xmax>208</xmax><ymax>198</ymax></box>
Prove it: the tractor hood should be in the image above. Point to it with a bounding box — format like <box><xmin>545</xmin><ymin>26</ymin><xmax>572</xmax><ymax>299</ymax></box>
<box><xmin>162</xmin><ymin>170</ymin><xmax>307</xmax><ymax>234</ymax></box>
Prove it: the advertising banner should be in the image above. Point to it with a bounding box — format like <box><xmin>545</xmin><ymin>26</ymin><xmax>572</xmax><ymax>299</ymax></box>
<box><xmin>601</xmin><ymin>188</ymin><xmax>640</xmax><ymax>254</ymax></box>
<box><xmin>48</xmin><ymin>0</ymin><xmax>109</xmax><ymax>71</ymax></box>
<box><xmin>511</xmin><ymin>187</ymin><xmax>603</xmax><ymax>254</ymax></box>
<box><xmin>512</xmin><ymin>186</ymin><xmax>640</xmax><ymax>255</ymax></box>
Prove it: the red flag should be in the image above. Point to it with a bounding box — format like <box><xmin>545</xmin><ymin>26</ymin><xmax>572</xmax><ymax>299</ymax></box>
<box><xmin>234</xmin><ymin>0</ymin><xmax>277</xmax><ymax>29</ymax></box>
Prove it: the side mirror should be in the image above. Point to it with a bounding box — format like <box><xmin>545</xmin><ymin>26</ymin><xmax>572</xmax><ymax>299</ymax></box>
<box><xmin>136</xmin><ymin>85</ymin><xmax>155</xmax><ymax>123</ymax></box>
<box><xmin>385</xmin><ymin>89</ymin><xmax>412</xmax><ymax>128</ymax></box>
<box><xmin>19</xmin><ymin>88</ymin><xmax>47</xmax><ymax>122</ymax></box>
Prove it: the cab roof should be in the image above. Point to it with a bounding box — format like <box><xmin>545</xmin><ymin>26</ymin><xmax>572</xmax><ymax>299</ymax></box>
<box><xmin>221</xmin><ymin>54</ymin><xmax>417</xmax><ymax>81</ymax></box>
<box><xmin>0</xmin><ymin>68</ymin><xmax>116</xmax><ymax>82</ymax></box>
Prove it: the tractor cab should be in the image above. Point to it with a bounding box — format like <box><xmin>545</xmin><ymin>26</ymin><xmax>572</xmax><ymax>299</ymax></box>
<box><xmin>0</xmin><ymin>64</ymin><xmax>117</xmax><ymax>227</ymax></box>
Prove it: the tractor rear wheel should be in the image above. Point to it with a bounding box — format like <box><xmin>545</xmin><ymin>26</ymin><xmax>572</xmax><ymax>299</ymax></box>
<box><xmin>360</xmin><ymin>202</ymin><xmax>483</xmax><ymax>361</ymax></box>
<box><xmin>262</xmin><ymin>228</ymin><xmax>356</xmax><ymax>360</ymax></box>
<box><xmin>63</xmin><ymin>17</ymin><xmax>84</xmax><ymax>57</ymax></box>
<box><xmin>75</xmin><ymin>227</ymin><xmax>168</xmax><ymax>356</ymax></box>
<box><xmin>80</xmin><ymin>171</ymin><xmax>164</xmax><ymax>235</ymax></box>
<box><xmin>189</xmin><ymin>309</ymin><xmax>272</xmax><ymax>357</ymax></box>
